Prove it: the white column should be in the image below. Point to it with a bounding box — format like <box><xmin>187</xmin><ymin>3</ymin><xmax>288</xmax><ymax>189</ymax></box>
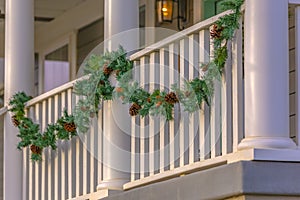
<box><xmin>98</xmin><ymin>0</ymin><xmax>139</xmax><ymax>191</ymax></box>
<box><xmin>238</xmin><ymin>0</ymin><xmax>296</xmax><ymax>150</ymax></box>
<box><xmin>4</xmin><ymin>0</ymin><xmax>34</xmax><ymax>199</ymax></box>
<box><xmin>103</xmin><ymin>0</ymin><xmax>139</xmax><ymax>51</ymax></box>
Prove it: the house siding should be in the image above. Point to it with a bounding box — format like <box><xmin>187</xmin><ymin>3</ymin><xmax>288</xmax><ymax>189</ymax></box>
<box><xmin>77</xmin><ymin>18</ymin><xmax>105</xmax><ymax>72</ymax></box>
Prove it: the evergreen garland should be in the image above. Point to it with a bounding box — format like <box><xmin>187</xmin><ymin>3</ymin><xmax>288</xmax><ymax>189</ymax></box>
<box><xmin>9</xmin><ymin>92</ymin><xmax>76</xmax><ymax>161</ymax></box>
<box><xmin>8</xmin><ymin>0</ymin><xmax>243</xmax><ymax>161</ymax></box>
<box><xmin>73</xmin><ymin>46</ymin><xmax>134</xmax><ymax>133</ymax></box>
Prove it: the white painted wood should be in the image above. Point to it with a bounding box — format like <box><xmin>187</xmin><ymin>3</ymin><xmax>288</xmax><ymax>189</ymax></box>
<box><xmin>89</xmin><ymin>116</ymin><xmax>95</xmax><ymax>194</ymax></box>
<box><xmin>188</xmin><ymin>33</ymin><xmax>199</xmax><ymax>163</ymax></box>
<box><xmin>54</xmin><ymin>95</ymin><xmax>60</xmax><ymax>200</ymax></box>
<box><xmin>130</xmin><ymin>10</ymin><xmax>235</xmax><ymax>61</ymax></box>
<box><xmin>26</xmin><ymin>76</ymin><xmax>83</xmax><ymax>107</ymax></box>
<box><xmin>60</xmin><ymin>92</ymin><xmax>67</xmax><ymax>200</ymax></box>
<box><xmin>0</xmin><ymin>106</ymin><xmax>7</xmax><ymax>116</ymax></box>
<box><xmin>74</xmin><ymin>95</ymin><xmax>81</xmax><ymax>197</ymax></box>
<box><xmin>67</xmin><ymin>89</ymin><xmax>73</xmax><ymax>199</ymax></box>
<box><xmin>47</xmin><ymin>97</ymin><xmax>53</xmax><ymax>200</ymax></box>
<box><xmin>28</xmin><ymin>110</ymin><xmax>34</xmax><ymax>200</ymax></box>
<box><xmin>154</xmin><ymin>52</ymin><xmax>160</xmax><ymax>174</ymax></box>
<box><xmin>199</xmin><ymin>30</ymin><xmax>210</xmax><ymax>160</ymax></box>
<box><xmin>99</xmin><ymin>1</ymin><xmax>137</xmax><ymax>190</ymax></box>
<box><xmin>232</xmin><ymin>20</ymin><xmax>244</xmax><ymax>152</ymax></box>
<box><xmin>76</xmin><ymin>137</ymin><xmax>81</xmax><ymax>197</ymax></box>
<box><xmin>159</xmin><ymin>48</ymin><xmax>167</xmax><ymax>172</ymax></box>
<box><xmin>179</xmin><ymin>38</ymin><xmax>189</xmax><ymax>167</ymax></box>
<box><xmin>97</xmin><ymin>107</ymin><xmax>103</xmax><ymax>186</ymax></box>
<box><xmin>41</xmin><ymin>100</ymin><xmax>47</xmax><ymax>200</ymax></box>
<box><xmin>211</xmin><ymin>80</ymin><xmax>222</xmax><ymax>158</ymax></box>
<box><xmin>209</xmin><ymin>28</ymin><xmax>221</xmax><ymax>158</ymax></box>
<box><xmin>168</xmin><ymin>43</ymin><xmax>179</xmax><ymax>169</ymax></box>
<box><xmin>83</xmin><ymin>135</ymin><xmax>88</xmax><ymax>195</ymax></box>
<box><xmin>295</xmin><ymin>6</ymin><xmax>300</xmax><ymax>146</ymax></box>
<box><xmin>87</xmin><ymin>122</ymin><xmax>96</xmax><ymax>193</ymax></box>
<box><xmin>4</xmin><ymin>0</ymin><xmax>34</xmax><ymax>199</ymax></box>
<box><xmin>29</xmin><ymin>149</ymin><xmax>33</xmax><ymax>200</ymax></box>
<box><xmin>22</xmin><ymin>148</ymin><xmax>29</xmax><ymax>200</ymax></box>
<box><xmin>131</xmin><ymin>108</ymin><xmax>136</xmax><ymax>181</ymax></box>
<box><xmin>33</xmin><ymin>105</ymin><xmax>40</xmax><ymax>200</ymax></box>
<box><xmin>124</xmin><ymin>156</ymin><xmax>227</xmax><ymax>191</ymax></box>
<box><xmin>239</xmin><ymin>0</ymin><xmax>296</xmax><ymax>149</ymax></box>
<box><xmin>139</xmin><ymin>56</ymin><xmax>148</xmax><ymax>179</ymax></box>
<box><xmin>131</xmin><ymin>60</ymin><xmax>139</xmax><ymax>181</ymax></box>
<box><xmin>221</xmin><ymin>42</ymin><xmax>233</xmax><ymax>155</ymax></box>
<box><xmin>149</xmin><ymin>53</ymin><xmax>155</xmax><ymax>176</ymax></box>
<box><xmin>104</xmin><ymin>0</ymin><xmax>138</xmax><ymax>51</ymax></box>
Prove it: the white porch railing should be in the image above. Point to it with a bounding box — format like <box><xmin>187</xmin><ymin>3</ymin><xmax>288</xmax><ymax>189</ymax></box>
<box><xmin>22</xmin><ymin>80</ymin><xmax>103</xmax><ymax>200</ymax></box>
<box><xmin>125</xmin><ymin>10</ymin><xmax>244</xmax><ymax>189</ymax></box>
<box><xmin>1</xmin><ymin>1</ymin><xmax>299</xmax><ymax>199</ymax></box>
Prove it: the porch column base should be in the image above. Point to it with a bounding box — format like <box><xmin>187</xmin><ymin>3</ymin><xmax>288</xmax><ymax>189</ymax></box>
<box><xmin>238</xmin><ymin>137</ymin><xmax>297</xmax><ymax>150</ymax></box>
<box><xmin>97</xmin><ymin>179</ymin><xmax>129</xmax><ymax>191</ymax></box>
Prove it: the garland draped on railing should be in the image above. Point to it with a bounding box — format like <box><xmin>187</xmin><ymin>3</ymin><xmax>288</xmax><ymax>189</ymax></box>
<box><xmin>8</xmin><ymin>0</ymin><xmax>243</xmax><ymax>161</ymax></box>
<box><xmin>9</xmin><ymin>92</ymin><xmax>76</xmax><ymax>161</ymax></box>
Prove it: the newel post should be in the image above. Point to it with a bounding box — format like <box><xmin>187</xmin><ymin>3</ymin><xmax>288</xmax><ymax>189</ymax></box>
<box><xmin>238</xmin><ymin>0</ymin><xmax>296</xmax><ymax>149</ymax></box>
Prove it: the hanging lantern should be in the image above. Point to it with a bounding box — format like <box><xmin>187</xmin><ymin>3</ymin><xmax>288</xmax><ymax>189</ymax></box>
<box><xmin>156</xmin><ymin>0</ymin><xmax>174</xmax><ymax>23</ymax></box>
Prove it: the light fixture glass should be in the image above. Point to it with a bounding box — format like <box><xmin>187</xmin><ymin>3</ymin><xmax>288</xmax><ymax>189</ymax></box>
<box><xmin>157</xmin><ymin>0</ymin><xmax>174</xmax><ymax>23</ymax></box>
<box><xmin>156</xmin><ymin>0</ymin><xmax>188</xmax><ymax>30</ymax></box>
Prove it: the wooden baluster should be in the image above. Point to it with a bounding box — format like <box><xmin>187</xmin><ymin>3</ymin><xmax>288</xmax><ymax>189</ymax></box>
<box><xmin>168</xmin><ymin>43</ymin><xmax>179</xmax><ymax>169</ymax></box>
<box><xmin>179</xmin><ymin>38</ymin><xmax>189</xmax><ymax>166</ymax></box>
<box><xmin>199</xmin><ymin>30</ymin><xmax>210</xmax><ymax>160</ymax></box>
<box><xmin>139</xmin><ymin>56</ymin><xmax>149</xmax><ymax>178</ymax></box>
<box><xmin>189</xmin><ymin>33</ymin><xmax>200</xmax><ymax>163</ymax></box>
<box><xmin>232</xmin><ymin>19</ymin><xmax>244</xmax><ymax>152</ymax></box>
<box><xmin>60</xmin><ymin>91</ymin><xmax>67</xmax><ymax>200</ymax></box>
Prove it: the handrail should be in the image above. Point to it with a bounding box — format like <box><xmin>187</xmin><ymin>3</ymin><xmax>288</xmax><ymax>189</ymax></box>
<box><xmin>129</xmin><ymin>9</ymin><xmax>233</xmax><ymax>61</ymax></box>
<box><xmin>24</xmin><ymin>4</ymin><xmax>247</xmax><ymax>111</ymax></box>
<box><xmin>130</xmin><ymin>4</ymin><xmax>246</xmax><ymax>61</ymax></box>
<box><xmin>25</xmin><ymin>8</ymin><xmax>246</xmax><ymax>108</ymax></box>
<box><xmin>25</xmin><ymin>75</ymin><xmax>88</xmax><ymax>107</ymax></box>
<box><xmin>0</xmin><ymin>106</ymin><xmax>8</xmax><ymax>116</ymax></box>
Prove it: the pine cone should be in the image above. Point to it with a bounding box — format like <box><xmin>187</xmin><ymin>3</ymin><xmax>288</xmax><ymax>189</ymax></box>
<box><xmin>185</xmin><ymin>91</ymin><xmax>191</xmax><ymax>97</ymax></box>
<box><xmin>80</xmin><ymin>106</ymin><xmax>88</xmax><ymax>111</ymax></box>
<box><xmin>129</xmin><ymin>103</ymin><xmax>141</xmax><ymax>116</ymax></box>
<box><xmin>103</xmin><ymin>64</ymin><xmax>113</xmax><ymax>75</ymax></box>
<box><xmin>99</xmin><ymin>80</ymin><xmax>105</xmax><ymax>86</ymax></box>
<box><xmin>115</xmin><ymin>87</ymin><xmax>123</xmax><ymax>93</ymax></box>
<box><xmin>210</xmin><ymin>24</ymin><xmax>224</xmax><ymax>39</ymax></box>
<box><xmin>156</xmin><ymin>101</ymin><xmax>162</xmax><ymax>107</ymax></box>
<box><xmin>63</xmin><ymin>122</ymin><xmax>76</xmax><ymax>132</ymax></box>
<box><xmin>11</xmin><ymin>115</ymin><xmax>20</xmax><ymax>127</ymax></box>
<box><xmin>90</xmin><ymin>112</ymin><xmax>95</xmax><ymax>118</ymax></box>
<box><xmin>30</xmin><ymin>145</ymin><xmax>42</xmax><ymax>155</ymax></box>
<box><xmin>165</xmin><ymin>92</ymin><xmax>179</xmax><ymax>105</ymax></box>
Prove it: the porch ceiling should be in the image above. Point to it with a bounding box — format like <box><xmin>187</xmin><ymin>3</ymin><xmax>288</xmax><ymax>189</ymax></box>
<box><xmin>0</xmin><ymin>0</ymin><xmax>87</xmax><ymax>25</ymax></box>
